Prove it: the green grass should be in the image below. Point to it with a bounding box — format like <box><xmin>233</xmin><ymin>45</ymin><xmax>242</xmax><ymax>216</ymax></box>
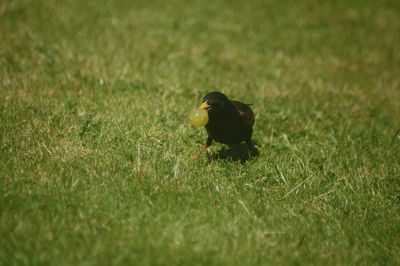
<box><xmin>1</xmin><ymin>0</ymin><xmax>400</xmax><ymax>265</ymax></box>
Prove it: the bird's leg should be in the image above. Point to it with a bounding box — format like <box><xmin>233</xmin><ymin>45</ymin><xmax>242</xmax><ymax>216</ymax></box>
<box><xmin>190</xmin><ymin>146</ymin><xmax>208</xmax><ymax>160</ymax></box>
<box><xmin>245</xmin><ymin>139</ymin><xmax>258</xmax><ymax>157</ymax></box>
<box><xmin>191</xmin><ymin>137</ymin><xmax>212</xmax><ymax>160</ymax></box>
<box><xmin>245</xmin><ymin>139</ymin><xmax>253</xmax><ymax>151</ymax></box>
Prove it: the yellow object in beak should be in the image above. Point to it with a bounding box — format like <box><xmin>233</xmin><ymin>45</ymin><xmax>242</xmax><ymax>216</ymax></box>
<box><xmin>198</xmin><ymin>101</ymin><xmax>210</xmax><ymax>110</ymax></box>
<box><xmin>189</xmin><ymin>108</ymin><xmax>209</xmax><ymax>127</ymax></box>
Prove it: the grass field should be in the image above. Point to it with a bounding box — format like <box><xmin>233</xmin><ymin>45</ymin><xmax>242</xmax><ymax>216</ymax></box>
<box><xmin>1</xmin><ymin>0</ymin><xmax>400</xmax><ymax>265</ymax></box>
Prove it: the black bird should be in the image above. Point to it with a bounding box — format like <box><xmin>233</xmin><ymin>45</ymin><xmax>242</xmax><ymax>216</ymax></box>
<box><xmin>191</xmin><ymin>91</ymin><xmax>255</xmax><ymax>160</ymax></box>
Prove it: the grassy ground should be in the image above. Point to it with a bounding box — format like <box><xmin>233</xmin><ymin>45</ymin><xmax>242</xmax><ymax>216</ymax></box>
<box><xmin>1</xmin><ymin>0</ymin><xmax>400</xmax><ymax>265</ymax></box>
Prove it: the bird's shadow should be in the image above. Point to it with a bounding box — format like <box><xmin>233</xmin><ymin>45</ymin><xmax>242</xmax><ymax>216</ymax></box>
<box><xmin>207</xmin><ymin>142</ymin><xmax>260</xmax><ymax>164</ymax></box>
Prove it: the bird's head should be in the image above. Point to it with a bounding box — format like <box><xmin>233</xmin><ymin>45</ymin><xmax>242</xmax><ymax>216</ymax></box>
<box><xmin>198</xmin><ymin>91</ymin><xmax>230</xmax><ymax>113</ymax></box>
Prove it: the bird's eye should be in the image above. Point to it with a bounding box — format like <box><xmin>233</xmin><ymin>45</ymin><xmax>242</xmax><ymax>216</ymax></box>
<box><xmin>210</xmin><ymin>103</ymin><xmax>219</xmax><ymax>109</ymax></box>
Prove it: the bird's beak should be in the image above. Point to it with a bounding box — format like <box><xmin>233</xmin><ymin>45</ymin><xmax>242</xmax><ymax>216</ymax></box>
<box><xmin>198</xmin><ymin>101</ymin><xmax>210</xmax><ymax>110</ymax></box>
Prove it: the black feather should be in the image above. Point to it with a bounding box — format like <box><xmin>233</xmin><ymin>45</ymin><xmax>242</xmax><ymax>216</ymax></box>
<box><xmin>191</xmin><ymin>91</ymin><xmax>256</xmax><ymax>160</ymax></box>
<box><xmin>202</xmin><ymin>92</ymin><xmax>255</xmax><ymax>146</ymax></box>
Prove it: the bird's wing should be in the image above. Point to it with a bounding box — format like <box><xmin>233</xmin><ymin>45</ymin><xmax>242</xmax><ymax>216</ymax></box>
<box><xmin>231</xmin><ymin>100</ymin><xmax>255</xmax><ymax>127</ymax></box>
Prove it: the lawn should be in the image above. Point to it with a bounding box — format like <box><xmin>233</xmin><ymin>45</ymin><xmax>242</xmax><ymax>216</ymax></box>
<box><xmin>1</xmin><ymin>0</ymin><xmax>399</xmax><ymax>265</ymax></box>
